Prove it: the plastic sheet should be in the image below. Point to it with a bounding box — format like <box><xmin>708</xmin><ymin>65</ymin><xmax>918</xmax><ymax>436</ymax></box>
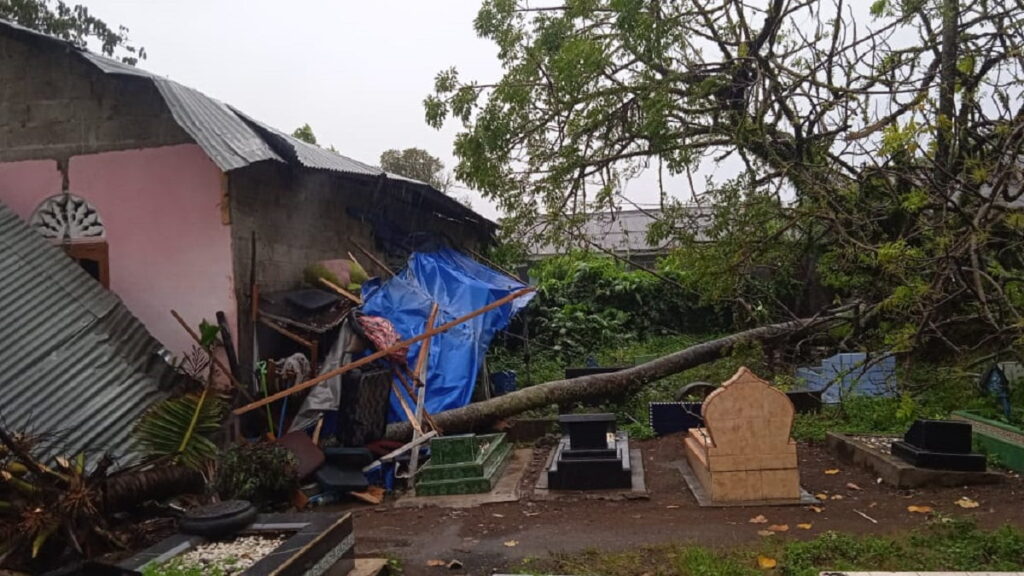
<box><xmin>360</xmin><ymin>249</ymin><xmax>533</xmax><ymax>422</ymax></box>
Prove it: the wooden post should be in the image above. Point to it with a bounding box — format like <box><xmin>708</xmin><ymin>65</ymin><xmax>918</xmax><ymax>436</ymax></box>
<box><xmin>408</xmin><ymin>303</ymin><xmax>440</xmax><ymax>479</ymax></box>
<box><xmin>233</xmin><ymin>287</ymin><xmax>535</xmax><ymax>415</ymax></box>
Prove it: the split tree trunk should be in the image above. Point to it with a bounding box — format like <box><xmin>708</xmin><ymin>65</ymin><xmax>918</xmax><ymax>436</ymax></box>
<box><xmin>386</xmin><ymin>316</ymin><xmax>837</xmax><ymax>440</ymax></box>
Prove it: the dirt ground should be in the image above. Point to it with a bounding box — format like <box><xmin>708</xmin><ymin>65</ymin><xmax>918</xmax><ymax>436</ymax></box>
<box><xmin>348</xmin><ymin>434</ymin><xmax>1024</xmax><ymax>575</ymax></box>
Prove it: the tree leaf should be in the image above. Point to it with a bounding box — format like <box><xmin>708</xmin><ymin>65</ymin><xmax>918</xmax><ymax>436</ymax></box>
<box><xmin>757</xmin><ymin>555</ymin><xmax>777</xmax><ymax>569</ymax></box>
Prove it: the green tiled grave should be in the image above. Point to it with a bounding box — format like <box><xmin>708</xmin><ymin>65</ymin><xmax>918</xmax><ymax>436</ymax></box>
<box><xmin>416</xmin><ymin>433</ymin><xmax>512</xmax><ymax>496</ymax></box>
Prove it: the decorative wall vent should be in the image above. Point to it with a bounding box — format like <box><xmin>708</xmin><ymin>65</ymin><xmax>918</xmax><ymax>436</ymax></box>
<box><xmin>30</xmin><ymin>194</ymin><xmax>106</xmax><ymax>240</ymax></box>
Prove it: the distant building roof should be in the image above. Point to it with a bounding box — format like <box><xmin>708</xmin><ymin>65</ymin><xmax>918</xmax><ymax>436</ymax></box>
<box><xmin>0</xmin><ymin>18</ymin><xmax>492</xmax><ymax>232</ymax></box>
<box><xmin>528</xmin><ymin>207</ymin><xmax>711</xmax><ymax>258</ymax></box>
<box><xmin>0</xmin><ymin>201</ymin><xmax>177</xmax><ymax>464</ymax></box>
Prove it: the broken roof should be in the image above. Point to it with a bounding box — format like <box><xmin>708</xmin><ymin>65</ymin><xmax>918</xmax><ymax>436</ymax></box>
<box><xmin>0</xmin><ymin>201</ymin><xmax>176</xmax><ymax>464</ymax></box>
<box><xmin>0</xmin><ymin>18</ymin><xmax>493</xmax><ymax>231</ymax></box>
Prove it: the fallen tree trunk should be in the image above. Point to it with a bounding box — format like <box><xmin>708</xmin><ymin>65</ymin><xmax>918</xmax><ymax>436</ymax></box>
<box><xmin>386</xmin><ymin>316</ymin><xmax>839</xmax><ymax>440</ymax></box>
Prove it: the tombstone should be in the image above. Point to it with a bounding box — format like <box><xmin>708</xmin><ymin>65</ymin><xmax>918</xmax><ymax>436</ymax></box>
<box><xmin>684</xmin><ymin>367</ymin><xmax>801</xmax><ymax>503</ymax></box>
<box><xmin>546</xmin><ymin>413</ymin><xmax>632</xmax><ymax>490</ymax></box>
<box><xmin>416</xmin><ymin>433</ymin><xmax>512</xmax><ymax>496</ymax></box>
<box><xmin>890</xmin><ymin>419</ymin><xmax>987</xmax><ymax>472</ymax></box>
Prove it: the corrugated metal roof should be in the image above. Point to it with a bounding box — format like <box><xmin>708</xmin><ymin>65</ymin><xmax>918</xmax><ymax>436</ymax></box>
<box><xmin>153</xmin><ymin>80</ymin><xmax>282</xmax><ymax>172</ymax></box>
<box><xmin>529</xmin><ymin>208</ymin><xmax>711</xmax><ymax>257</ymax></box>
<box><xmin>235</xmin><ymin>112</ymin><xmax>381</xmax><ymax>176</ymax></box>
<box><xmin>0</xmin><ymin>17</ymin><xmax>494</xmax><ymax>228</ymax></box>
<box><xmin>0</xmin><ymin>202</ymin><xmax>175</xmax><ymax>464</ymax></box>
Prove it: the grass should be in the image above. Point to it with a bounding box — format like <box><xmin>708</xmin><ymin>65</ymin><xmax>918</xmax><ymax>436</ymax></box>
<box><xmin>521</xmin><ymin>519</ymin><xmax>1024</xmax><ymax>576</ymax></box>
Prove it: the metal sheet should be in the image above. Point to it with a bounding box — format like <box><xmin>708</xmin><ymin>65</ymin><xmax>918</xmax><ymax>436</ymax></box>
<box><xmin>0</xmin><ymin>203</ymin><xmax>174</xmax><ymax>464</ymax></box>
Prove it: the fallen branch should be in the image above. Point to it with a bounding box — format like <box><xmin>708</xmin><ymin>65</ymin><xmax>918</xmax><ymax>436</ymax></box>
<box><xmin>385</xmin><ymin>316</ymin><xmax>842</xmax><ymax>440</ymax></box>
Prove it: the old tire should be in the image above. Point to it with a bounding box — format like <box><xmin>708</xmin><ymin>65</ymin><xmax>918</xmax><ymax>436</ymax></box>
<box><xmin>179</xmin><ymin>500</ymin><xmax>257</xmax><ymax>539</ymax></box>
<box><xmin>674</xmin><ymin>381</ymin><xmax>718</xmax><ymax>402</ymax></box>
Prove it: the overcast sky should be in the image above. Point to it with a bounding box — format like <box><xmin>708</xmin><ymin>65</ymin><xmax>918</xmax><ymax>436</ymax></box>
<box><xmin>81</xmin><ymin>0</ymin><xmax>508</xmax><ymax>216</ymax></box>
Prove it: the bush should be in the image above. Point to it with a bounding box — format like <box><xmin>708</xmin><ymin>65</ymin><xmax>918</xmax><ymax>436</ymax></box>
<box><xmin>215</xmin><ymin>443</ymin><xmax>299</xmax><ymax>509</ymax></box>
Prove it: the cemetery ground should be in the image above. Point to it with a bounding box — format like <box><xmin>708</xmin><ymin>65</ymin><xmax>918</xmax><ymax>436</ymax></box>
<box><xmin>352</xmin><ymin>435</ymin><xmax>1024</xmax><ymax>575</ymax></box>
<box><xmin>345</xmin><ymin>344</ymin><xmax>1024</xmax><ymax>575</ymax></box>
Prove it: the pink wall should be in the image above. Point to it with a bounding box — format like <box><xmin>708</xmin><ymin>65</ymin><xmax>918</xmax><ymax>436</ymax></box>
<box><xmin>0</xmin><ymin>145</ymin><xmax>236</xmax><ymax>356</ymax></box>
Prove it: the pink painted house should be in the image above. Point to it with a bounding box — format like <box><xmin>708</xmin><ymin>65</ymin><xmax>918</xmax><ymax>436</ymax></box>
<box><xmin>0</xmin><ymin>19</ymin><xmax>493</xmax><ymax>379</ymax></box>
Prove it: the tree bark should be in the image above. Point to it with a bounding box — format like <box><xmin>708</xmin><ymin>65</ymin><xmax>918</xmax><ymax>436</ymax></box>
<box><xmin>386</xmin><ymin>316</ymin><xmax>838</xmax><ymax>440</ymax></box>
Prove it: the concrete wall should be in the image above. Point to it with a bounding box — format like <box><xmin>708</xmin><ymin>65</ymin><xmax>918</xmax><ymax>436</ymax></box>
<box><xmin>0</xmin><ymin>145</ymin><xmax>234</xmax><ymax>355</ymax></box>
<box><xmin>0</xmin><ymin>28</ymin><xmax>190</xmax><ymax>167</ymax></box>
<box><xmin>228</xmin><ymin>164</ymin><xmax>489</xmax><ymax>374</ymax></box>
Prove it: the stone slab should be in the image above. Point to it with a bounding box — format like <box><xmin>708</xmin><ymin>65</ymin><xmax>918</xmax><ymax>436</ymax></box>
<box><xmin>534</xmin><ymin>448</ymin><xmax>647</xmax><ymax>500</ymax></box>
<box><xmin>676</xmin><ymin>460</ymin><xmax>816</xmax><ymax>507</ymax></box>
<box><xmin>395</xmin><ymin>448</ymin><xmax>531</xmax><ymax>508</ymax></box>
<box><xmin>348</xmin><ymin>558</ymin><xmax>389</xmax><ymax>576</ymax></box>
<box><xmin>826</xmin><ymin>432</ymin><xmax>1005</xmax><ymax>488</ymax></box>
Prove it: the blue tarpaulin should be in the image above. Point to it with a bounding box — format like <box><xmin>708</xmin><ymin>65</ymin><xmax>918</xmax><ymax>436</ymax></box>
<box><xmin>360</xmin><ymin>249</ymin><xmax>533</xmax><ymax>422</ymax></box>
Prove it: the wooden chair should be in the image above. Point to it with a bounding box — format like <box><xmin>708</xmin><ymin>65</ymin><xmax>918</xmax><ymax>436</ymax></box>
<box><xmin>684</xmin><ymin>367</ymin><xmax>800</xmax><ymax>502</ymax></box>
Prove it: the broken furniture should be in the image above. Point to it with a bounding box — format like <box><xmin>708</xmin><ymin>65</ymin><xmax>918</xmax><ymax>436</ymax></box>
<box><xmin>684</xmin><ymin>367</ymin><xmax>801</xmax><ymax>503</ymax></box>
<box><xmin>415</xmin><ymin>433</ymin><xmax>512</xmax><ymax>496</ymax></box>
<box><xmin>122</xmin><ymin>512</ymin><xmax>355</xmax><ymax>576</ymax></box>
<box><xmin>891</xmin><ymin>419</ymin><xmax>987</xmax><ymax>472</ymax></box>
<box><xmin>546</xmin><ymin>413</ymin><xmax>632</xmax><ymax>490</ymax></box>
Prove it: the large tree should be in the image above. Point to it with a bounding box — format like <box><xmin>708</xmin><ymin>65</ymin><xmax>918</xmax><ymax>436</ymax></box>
<box><xmin>379</xmin><ymin>147</ymin><xmax>453</xmax><ymax>192</ymax></box>
<box><xmin>0</xmin><ymin>0</ymin><xmax>144</xmax><ymax>63</ymax></box>
<box><xmin>426</xmin><ymin>0</ymin><xmax>1024</xmax><ymax>356</ymax></box>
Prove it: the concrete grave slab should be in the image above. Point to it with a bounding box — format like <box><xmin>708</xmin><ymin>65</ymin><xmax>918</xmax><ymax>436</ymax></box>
<box><xmin>395</xmin><ymin>448</ymin><xmax>531</xmax><ymax>508</ymax></box>
<box><xmin>534</xmin><ymin>447</ymin><xmax>648</xmax><ymax>500</ymax></box>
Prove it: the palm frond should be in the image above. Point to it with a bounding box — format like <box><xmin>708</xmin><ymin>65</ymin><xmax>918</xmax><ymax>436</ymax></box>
<box><xmin>135</xmin><ymin>393</ymin><xmax>226</xmax><ymax>469</ymax></box>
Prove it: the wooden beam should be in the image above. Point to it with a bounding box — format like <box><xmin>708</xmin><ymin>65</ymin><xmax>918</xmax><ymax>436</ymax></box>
<box><xmin>353</xmin><ymin>242</ymin><xmax>395</xmax><ymax>277</ymax></box>
<box><xmin>318</xmin><ymin>277</ymin><xmax>363</xmax><ymax>305</ymax></box>
<box><xmin>232</xmin><ymin>287</ymin><xmax>534</xmax><ymax>415</ymax></box>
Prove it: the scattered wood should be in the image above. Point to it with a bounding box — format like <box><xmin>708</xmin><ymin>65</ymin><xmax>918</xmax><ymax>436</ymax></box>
<box><xmin>319</xmin><ymin>277</ymin><xmax>363</xmax><ymax>305</ymax></box>
<box><xmin>854</xmin><ymin>509</ymin><xmax>879</xmax><ymax>524</ymax></box>
<box><xmin>233</xmin><ymin>287</ymin><xmax>535</xmax><ymax>415</ymax></box>
<box><xmin>353</xmin><ymin>242</ymin><xmax>395</xmax><ymax>277</ymax></box>
<box><xmin>171</xmin><ymin>309</ymin><xmax>254</xmax><ymax>403</ymax></box>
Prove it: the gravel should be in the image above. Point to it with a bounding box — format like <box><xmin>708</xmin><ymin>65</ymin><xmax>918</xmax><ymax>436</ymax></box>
<box><xmin>173</xmin><ymin>534</ymin><xmax>287</xmax><ymax>575</ymax></box>
<box><xmin>852</xmin><ymin>435</ymin><xmax>900</xmax><ymax>455</ymax></box>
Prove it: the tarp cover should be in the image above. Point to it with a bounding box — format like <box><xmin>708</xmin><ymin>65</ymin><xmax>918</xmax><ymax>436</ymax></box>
<box><xmin>360</xmin><ymin>249</ymin><xmax>533</xmax><ymax>422</ymax></box>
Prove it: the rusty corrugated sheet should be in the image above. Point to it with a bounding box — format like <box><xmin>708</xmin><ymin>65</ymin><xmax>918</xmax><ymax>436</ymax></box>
<box><xmin>0</xmin><ymin>203</ymin><xmax>174</xmax><ymax>464</ymax></box>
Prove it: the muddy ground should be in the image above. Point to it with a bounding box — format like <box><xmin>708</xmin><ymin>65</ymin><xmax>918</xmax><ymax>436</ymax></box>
<box><xmin>346</xmin><ymin>434</ymin><xmax>1024</xmax><ymax>575</ymax></box>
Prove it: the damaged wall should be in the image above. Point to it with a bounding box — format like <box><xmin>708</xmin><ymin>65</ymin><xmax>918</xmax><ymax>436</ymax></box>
<box><xmin>0</xmin><ymin>145</ymin><xmax>235</xmax><ymax>355</ymax></box>
<box><xmin>0</xmin><ymin>29</ymin><xmax>234</xmax><ymax>355</ymax></box>
<box><xmin>228</xmin><ymin>163</ymin><xmax>489</xmax><ymax>376</ymax></box>
<box><xmin>0</xmin><ymin>29</ymin><xmax>190</xmax><ymax>167</ymax></box>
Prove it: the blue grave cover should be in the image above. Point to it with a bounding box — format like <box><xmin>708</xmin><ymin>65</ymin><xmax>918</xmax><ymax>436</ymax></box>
<box><xmin>361</xmin><ymin>249</ymin><xmax>533</xmax><ymax>422</ymax></box>
<box><xmin>795</xmin><ymin>352</ymin><xmax>897</xmax><ymax>404</ymax></box>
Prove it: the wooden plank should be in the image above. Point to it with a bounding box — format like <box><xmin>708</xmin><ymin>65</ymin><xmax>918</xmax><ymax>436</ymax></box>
<box><xmin>233</xmin><ymin>287</ymin><xmax>534</xmax><ymax>415</ymax></box>
<box><xmin>318</xmin><ymin>277</ymin><xmax>362</xmax><ymax>305</ymax></box>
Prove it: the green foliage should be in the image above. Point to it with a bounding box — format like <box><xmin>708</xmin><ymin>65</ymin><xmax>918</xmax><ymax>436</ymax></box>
<box><xmin>379</xmin><ymin>147</ymin><xmax>451</xmax><ymax>192</ymax></box>
<box><xmin>522</xmin><ymin>253</ymin><xmax>729</xmax><ymax>358</ymax></box>
<box><xmin>545</xmin><ymin>520</ymin><xmax>1024</xmax><ymax>576</ymax></box>
<box><xmin>429</xmin><ymin>0</ymin><xmax>1024</xmax><ymax>356</ymax></box>
<box><xmin>215</xmin><ymin>443</ymin><xmax>299</xmax><ymax>509</ymax></box>
<box><xmin>303</xmin><ymin>263</ymin><xmax>341</xmax><ymax>287</ymax></box>
<box><xmin>291</xmin><ymin>123</ymin><xmax>318</xmax><ymax>145</ymax></box>
<box><xmin>134</xmin><ymin>393</ymin><xmax>226</xmax><ymax>469</ymax></box>
<box><xmin>0</xmin><ymin>0</ymin><xmax>145</xmax><ymax>63</ymax></box>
